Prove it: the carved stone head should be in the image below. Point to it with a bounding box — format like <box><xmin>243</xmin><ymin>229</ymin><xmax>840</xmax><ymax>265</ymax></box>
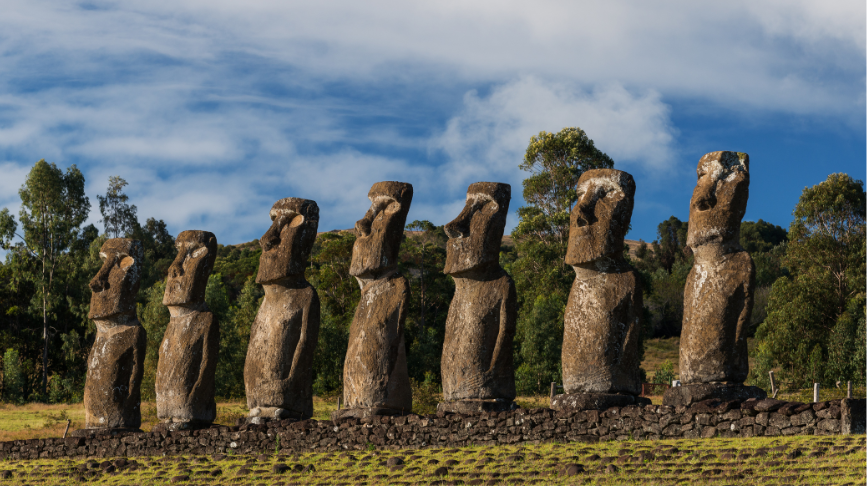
<box><xmin>89</xmin><ymin>238</ymin><xmax>144</xmax><ymax>319</ymax></box>
<box><xmin>256</xmin><ymin>198</ymin><xmax>320</xmax><ymax>284</ymax></box>
<box><xmin>443</xmin><ymin>182</ymin><xmax>510</xmax><ymax>275</ymax></box>
<box><xmin>565</xmin><ymin>169</ymin><xmax>636</xmax><ymax>266</ymax></box>
<box><xmin>163</xmin><ymin>230</ymin><xmax>218</xmax><ymax>306</ymax></box>
<box><xmin>686</xmin><ymin>151</ymin><xmax>750</xmax><ymax>249</ymax></box>
<box><xmin>349</xmin><ymin>182</ymin><xmax>413</xmax><ymax>279</ymax></box>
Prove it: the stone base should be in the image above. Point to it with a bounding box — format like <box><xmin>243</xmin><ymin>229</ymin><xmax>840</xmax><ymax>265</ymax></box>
<box><xmin>151</xmin><ymin>421</ymin><xmax>215</xmax><ymax>433</ymax></box>
<box><xmin>248</xmin><ymin>406</ymin><xmax>309</xmax><ymax>422</ymax></box>
<box><xmin>436</xmin><ymin>399</ymin><xmax>519</xmax><ymax>415</ymax></box>
<box><xmin>841</xmin><ymin>398</ymin><xmax>866</xmax><ymax>435</ymax></box>
<box><xmin>550</xmin><ymin>393</ymin><xmax>648</xmax><ymax>411</ymax></box>
<box><xmin>331</xmin><ymin>407</ymin><xmax>409</xmax><ymax>421</ymax></box>
<box><xmin>662</xmin><ymin>383</ymin><xmax>767</xmax><ymax>407</ymax></box>
<box><xmin>69</xmin><ymin>427</ymin><xmax>143</xmax><ymax>438</ymax></box>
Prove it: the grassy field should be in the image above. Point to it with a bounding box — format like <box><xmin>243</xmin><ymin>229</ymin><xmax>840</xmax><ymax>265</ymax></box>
<box><xmin>0</xmin><ymin>433</ymin><xmax>862</xmax><ymax>485</ymax></box>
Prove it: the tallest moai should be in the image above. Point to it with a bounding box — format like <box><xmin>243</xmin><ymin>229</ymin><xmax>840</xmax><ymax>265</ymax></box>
<box><xmin>664</xmin><ymin>151</ymin><xmax>766</xmax><ymax>406</ymax></box>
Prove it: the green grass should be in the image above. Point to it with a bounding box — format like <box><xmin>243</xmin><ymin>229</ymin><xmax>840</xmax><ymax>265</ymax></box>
<box><xmin>0</xmin><ymin>434</ymin><xmax>862</xmax><ymax>485</ymax></box>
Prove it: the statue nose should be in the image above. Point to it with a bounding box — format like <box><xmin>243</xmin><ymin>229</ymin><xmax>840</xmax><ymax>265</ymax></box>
<box><xmin>573</xmin><ymin>200</ymin><xmax>597</xmax><ymax>228</ymax></box>
<box><xmin>260</xmin><ymin>221</ymin><xmax>282</xmax><ymax>251</ymax></box>
<box><xmin>693</xmin><ymin>182</ymin><xmax>717</xmax><ymax>211</ymax></box>
<box><xmin>89</xmin><ymin>261</ymin><xmax>112</xmax><ymax>293</ymax></box>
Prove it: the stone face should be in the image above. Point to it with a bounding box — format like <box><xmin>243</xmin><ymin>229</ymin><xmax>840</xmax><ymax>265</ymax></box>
<box><xmin>441</xmin><ymin>182</ymin><xmax>516</xmax><ymax>405</ymax></box>
<box><xmin>680</xmin><ymin>151</ymin><xmax>755</xmax><ymax>384</ymax></box>
<box><xmin>561</xmin><ymin>169</ymin><xmax>642</xmax><ymax>397</ymax></box>
<box><xmin>338</xmin><ymin>182</ymin><xmax>413</xmax><ymax>419</ymax></box>
<box><xmin>156</xmin><ymin>230</ymin><xmax>220</xmax><ymax>428</ymax></box>
<box><xmin>82</xmin><ymin>238</ymin><xmax>146</xmax><ymax>432</ymax></box>
<box><xmin>245</xmin><ymin>198</ymin><xmax>321</xmax><ymax>420</ymax></box>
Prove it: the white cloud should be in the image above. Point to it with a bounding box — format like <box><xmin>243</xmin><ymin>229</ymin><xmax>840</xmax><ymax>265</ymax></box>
<box><xmin>433</xmin><ymin>77</ymin><xmax>677</xmax><ymax>178</ymax></box>
<box><xmin>0</xmin><ymin>1</ymin><xmax>862</xmax><ymax>245</ymax></box>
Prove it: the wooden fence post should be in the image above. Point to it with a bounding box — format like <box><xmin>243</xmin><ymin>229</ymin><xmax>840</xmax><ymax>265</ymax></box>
<box><xmin>848</xmin><ymin>381</ymin><xmax>852</xmax><ymax>399</ymax></box>
<box><xmin>813</xmin><ymin>383</ymin><xmax>820</xmax><ymax>403</ymax></box>
<box><xmin>769</xmin><ymin>371</ymin><xmax>777</xmax><ymax>398</ymax></box>
<box><xmin>550</xmin><ymin>382</ymin><xmax>557</xmax><ymax>404</ymax></box>
<box><xmin>337</xmin><ymin>396</ymin><xmax>341</xmax><ymax>410</ymax></box>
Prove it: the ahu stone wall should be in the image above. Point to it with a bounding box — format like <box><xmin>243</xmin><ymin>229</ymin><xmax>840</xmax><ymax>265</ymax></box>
<box><xmin>2</xmin><ymin>398</ymin><xmax>863</xmax><ymax>460</ymax></box>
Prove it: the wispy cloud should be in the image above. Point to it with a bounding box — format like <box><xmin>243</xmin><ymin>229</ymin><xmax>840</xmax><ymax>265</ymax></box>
<box><xmin>0</xmin><ymin>1</ymin><xmax>862</xmax><ymax>246</ymax></box>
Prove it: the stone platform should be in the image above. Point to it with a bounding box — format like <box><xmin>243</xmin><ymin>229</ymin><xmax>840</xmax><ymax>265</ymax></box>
<box><xmin>437</xmin><ymin>399</ymin><xmax>518</xmax><ymax>414</ymax></box>
<box><xmin>550</xmin><ymin>393</ymin><xmax>651</xmax><ymax>411</ymax></box>
<box><xmin>663</xmin><ymin>383</ymin><xmax>766</xmax><ymax>407</ymax></box>
<box><xmin>6</xmin><ymin>398</ymin><xmax>861</xmax><ymax>460</ymax></box>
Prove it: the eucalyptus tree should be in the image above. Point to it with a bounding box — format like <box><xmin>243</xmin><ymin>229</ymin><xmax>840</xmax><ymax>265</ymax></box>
<box><xmin>0</xmin><ymin>159</ymin><xmax>90</xmax><ymax>395</ymax></box>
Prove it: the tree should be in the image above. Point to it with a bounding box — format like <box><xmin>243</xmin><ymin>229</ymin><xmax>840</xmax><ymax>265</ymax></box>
<box><xmin>97</xmin><ymin>176</ymin><xmax>138</xmax><ymax>238</ymax></box>
<box><xmin>511</xmin><ymin>127</ymin><xmax>614</xmax><ymax>393</ymax></box>
<box><xmin>515</xmin><ymin>127</ymin><xmax>615</xmax><ymax>248</ymax></box>
<box><xmin>404</xmin><ymin>220</ymin><xmax>441</xmax><ymax>329</ymax></box>
<box><xmin>751</xmin><ymin>173</ymin><xmax>866</xmax><ymax>389</ymax></box>
<box><xmin>740</xmin><ymin>219</ymin><xmax>787</xmax><ymax>254</ymax></box>
<box><xmin>0</xmin><ymin>159</ymin><xmax>90</xmax><ymax>396</ymax></box>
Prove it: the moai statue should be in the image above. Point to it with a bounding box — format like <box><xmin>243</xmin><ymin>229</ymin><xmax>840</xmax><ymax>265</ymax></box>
<box><xmin>552</xmin><ymin>169</ymin><xmax>647</xmax><ymax>412</ymax></box>
<box><xmin>438</xmin><ymin>182</ymin><xmax>517</xmax><ymax>414</ymax></box>
<box><xmin>663</xmin><ymin>151</ymin><xmax>765</xmax><ymax>407</ymax></box>
<box><xmin>332</xmin><ymin>182</ymin><xmax>413</xmax><ymax>420</ymax></box>
<box><xmin>244</xmin><ymin>198</ymin><xmax>321</xmax><ymax>422</ymax></box>
<box><xmin>155</xmin><ymin>230</ymin><xmax>219</xmax><ymax>431</ymax></box>
<box><xmin>75</xmin><ymin>238</ymin><xmax>146</xmax><ymax>436</ymax></box>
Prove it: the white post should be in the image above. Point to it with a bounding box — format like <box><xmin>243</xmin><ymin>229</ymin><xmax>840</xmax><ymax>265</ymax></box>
<box><xmin>813</xmin><ymin>383</ymin><xmax>820</xmax><ymax>403</ymax></box>
<box><xmin>769</xmin><ymin>371</ymin><xmax>777</xmax><ymax>398</ymax></box>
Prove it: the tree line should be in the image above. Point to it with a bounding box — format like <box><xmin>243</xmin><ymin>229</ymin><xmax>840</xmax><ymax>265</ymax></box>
<box><xmin>0</xmin><ymin>129</ymin><xmax>863</xmax><ymax>403</ymax></box>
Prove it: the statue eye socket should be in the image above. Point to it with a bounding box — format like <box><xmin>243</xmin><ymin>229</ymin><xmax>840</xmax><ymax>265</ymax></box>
<box><xmin>383</xmin><ymin>201</ymin><xmax>401</xmax><ymax>214</ymax></box>
<box><xmin>119</xmin><ymin>256</ymin><xmax>135</xmax><ymax>269</ymax></box>
<box><xmin>288</xmin><ymin>215</ymin><xmax>305</xmax><ymax>228</ymax></box>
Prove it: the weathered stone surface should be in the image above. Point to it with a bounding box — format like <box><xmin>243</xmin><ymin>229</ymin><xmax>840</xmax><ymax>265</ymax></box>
<box><xmin>680</xmin><ymin>151</ymin><xmax>754</xmax><ymax>384</ymax></box>
<box><xmin>440</xmin><ymin>182</ymin><xmax>516</xmax><ymax>409</ymax></box>
<box><xmin>562</xmin><ymin>169</ymin><xmax>642</xmax><ymax>396</ymax></box>
<box><xmin>663</xmin><ymin>383</ymin><xmax>766</xmax><ymax>407</ymax></box>
<box><xmin>80</xmin><ymin>239</ymin><xmax>146</xmax><ymax>434</ymax></box>
<box><xmin>156</xmin><ymin>230</ymin><xmax>220</xmax><ymax>429</ymax></box>
<box><xmin>245</xmin><ymin>198</ymin><xmax>321</xmax><ymax>420</ymax></box>
<box><xmin>338</xmin><ymin>183</ymin><xmax>413</xmax><ymax>419</ymax></box>
<box><xmin>551</xmin><ymin>393</ymin><xmax>645</xmax><ymax>412</ymax></box>
<box><xmin>841</xmin><ymin>398</ymin><xmax>866</xmax><ymax>435</ymax></box>
<box><xmin>436</xmin><ymin>399</ymin><xmax>518</xmax><ymax>414</ymax></box>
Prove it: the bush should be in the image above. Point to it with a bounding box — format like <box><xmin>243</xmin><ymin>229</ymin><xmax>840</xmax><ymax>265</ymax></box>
<box><xmin>651</xmin><ymin>360</ymin><xmax>675</xmax><ymax>385</ymax></box>
<box><xmin>2</xmin><ymin>348</ymin><xmax>24</xmax><ymax>404</ymax></box>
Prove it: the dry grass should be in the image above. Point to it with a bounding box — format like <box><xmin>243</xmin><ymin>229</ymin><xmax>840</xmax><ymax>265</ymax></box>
<box><xmin>0</xmin><ymin>433</ymin><xmax>861</xmax><ymax>485</ymax></box>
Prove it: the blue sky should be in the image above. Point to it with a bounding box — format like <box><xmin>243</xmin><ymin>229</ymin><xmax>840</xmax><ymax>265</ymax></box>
<box><xmin>0</xmin><ymin>1</ymin><xmax>864</xmax><ymax>246</ymax></box>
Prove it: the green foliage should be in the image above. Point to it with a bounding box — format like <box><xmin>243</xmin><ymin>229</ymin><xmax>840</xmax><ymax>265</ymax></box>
<box><xmin>751</xmin><ymin>173</ymin><xmax>866</xmax><ymax>389</ymax></box>
<box><xmin>306</xmin><ymin>232</ymin><xmax>358</xmax><ymax>395</ymax></box>
<box><xmin>651</xmin><ymin>360</ymin><xmax>675</xmax><ymax>385</ymax></box>
<box><xmin>216</xmin><ymin>276</ymin><xmax>262</xmax><ymax>399</ymax></box>
<box><xmin>514</xmin><ymin>293</ymin><xmax>565</xmax><ymax>395</ymax></box>
<box><xmin>137</xmin><ymin>281</ymin><xmax>170</xmax><ymax>401</ymax></box>
<box><xmin>0</xmin><ymin>159</ymin><xmax>91</xmax><ymax>396</ymax></box>
<box><xmin>128</xmin><ymin>217</ymin><xmax>176</xmax><ymax>294</ymax></box>
<box><xmin>2</xmin><ymin>348</ymin><xmax>24</xmax><ymax>404</ymax></box>
<box><xmin>740</xmin><ymin>219</ymin><xmax>787</xmax><ymax>253</ymax></box>
<box><xmin>410</xmin><ymin>371</ymin><xmax>441</xmax><ymax>415</ymax></box>
<box><xmin>401</xmin><ymin>223</ymin><xmax>452</xmax><ymax>384</ymax></box>
<box><xmin>97</xmin><ymin>176</ymin><xmax>138</xmax><ymax>239</ymax></box>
